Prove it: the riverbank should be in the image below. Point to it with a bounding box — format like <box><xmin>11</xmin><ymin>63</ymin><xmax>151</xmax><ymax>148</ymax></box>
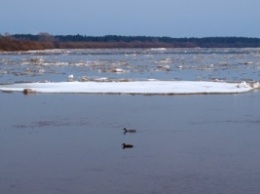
<box><xmin>1</xmin><ymin>35</ymin><xmax>260</xmax><ymax>51</ymax></box>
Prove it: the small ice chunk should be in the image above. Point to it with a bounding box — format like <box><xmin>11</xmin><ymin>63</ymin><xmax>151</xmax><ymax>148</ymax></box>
<box><xmin>110</xmin><ymin>68</ymin><xmax>125</xmax><ymax>73</ymax></box>
<box><xmin>237</xmin><ymin>81</ymin><xmax>249</xmax><ymax>88</ymax></box>
<box><xmin>68</xmin><ymin>75</ymin><xmax>74</xmax><ymax>81</ymax></box>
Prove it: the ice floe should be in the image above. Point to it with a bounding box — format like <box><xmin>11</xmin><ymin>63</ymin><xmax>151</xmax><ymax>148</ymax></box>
<box><xmin>0</xmin><ymin>81</ymin><xmax>258</xmax><ymax>95</ymax></box>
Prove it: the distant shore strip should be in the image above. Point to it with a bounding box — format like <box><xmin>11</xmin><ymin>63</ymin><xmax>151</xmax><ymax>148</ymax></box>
<box><xmin>1</xmin><ymin>34</ymin><xmax>260</xmax><ymax>51</ymax></box>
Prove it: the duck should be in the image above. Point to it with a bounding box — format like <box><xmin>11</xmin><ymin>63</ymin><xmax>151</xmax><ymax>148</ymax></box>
<box><xmin>122</xmin><ymin>143</ymin><xmax>134</xmax><ymax>149</ymax></box>
<box><xmin>123</xmin><ymin>128</ymin><xmax>136</xmax><ymax>134</ymax></box>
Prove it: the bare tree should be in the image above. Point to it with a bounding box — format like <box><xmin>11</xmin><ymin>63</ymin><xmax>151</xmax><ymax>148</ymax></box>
<box><xmin>38</xmin><ymin>32</ymin><xmax>54</xmax><ymax>42</ymax></box>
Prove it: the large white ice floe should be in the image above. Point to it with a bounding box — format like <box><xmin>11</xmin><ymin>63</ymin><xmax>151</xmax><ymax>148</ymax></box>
<box><xmin>0</xmin><ymin>81</ymin><xmax>258</xmax><ymax>95</ymax></box>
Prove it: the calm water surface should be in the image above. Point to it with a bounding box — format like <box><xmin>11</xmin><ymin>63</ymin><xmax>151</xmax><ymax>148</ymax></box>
<box><xmin>1</xmin><ymin>91</ymin><xmax>260</xmax><ymax>194</ymax></box>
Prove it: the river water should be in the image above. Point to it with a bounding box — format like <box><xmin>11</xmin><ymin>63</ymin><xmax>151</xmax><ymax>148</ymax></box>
<box><xmin>1</xmin><ymin>48</ymin><xmax>260</xmax><ymax>83</ymax></box>
<box><xmin>0</xmin><ymin>48</ymin><xmax>260</xmax><ymax>194</ymax></box>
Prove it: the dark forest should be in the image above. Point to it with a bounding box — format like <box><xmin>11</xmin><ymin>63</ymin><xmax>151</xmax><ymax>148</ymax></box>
<box><xmin>1</xmin><ymin>33</ymin><xmax>260</xmax><ymax>51</ymax></box>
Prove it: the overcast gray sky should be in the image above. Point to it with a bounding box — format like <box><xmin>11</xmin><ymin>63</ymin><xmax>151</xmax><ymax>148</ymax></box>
<box><xmin>1</xmin><ymin>0</ymin><xmax>260</xmax><ymax>37</ymax></box>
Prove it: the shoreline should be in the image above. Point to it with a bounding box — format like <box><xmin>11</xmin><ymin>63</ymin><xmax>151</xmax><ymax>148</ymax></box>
<box><xmin>2</xmin><ymin>35</ymin><xmax>260</xmax><ymax>51</ymax></box>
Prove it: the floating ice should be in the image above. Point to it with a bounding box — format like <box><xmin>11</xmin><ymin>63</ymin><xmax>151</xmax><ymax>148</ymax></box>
<box><xmin>110</xmin><ymin>68</ymin><xmax>125</xmax><ymax>73</ymax></box>
<box><xmin>0</xmin><ymin>81</ymin><xmax>257</xmax><ymax>95</ymax></box>
<box><xmin>150</xmin><ymin>48</ymin><xmax>167</xmax><ymax>51</ymax></box>
<box><xmin>67</xmin><ymin>75</ymin><xmax>74</xmax><ymax>81</ymax></box>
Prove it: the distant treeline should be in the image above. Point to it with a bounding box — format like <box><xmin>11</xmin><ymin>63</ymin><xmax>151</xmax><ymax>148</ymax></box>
<box><xmin>1</xmin><ymin>33</ymin><xmax>260</xmax><ymax>51</ymax></box>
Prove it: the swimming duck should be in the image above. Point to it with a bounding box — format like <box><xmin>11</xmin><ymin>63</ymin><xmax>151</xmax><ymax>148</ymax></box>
<box><xmin>123</xmin><ymin>128</ymin><xmax>136</xmax><ymax>134</ymax></box>
<box><xmin>122</xmin><ymin>143</ymin><xmax>134</xmax><ymax>149</ymax></box>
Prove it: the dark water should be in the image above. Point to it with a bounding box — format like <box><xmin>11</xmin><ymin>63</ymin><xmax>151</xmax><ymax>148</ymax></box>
<box><xmin>1</xmin><ymin>91</ymin><xmax>260</xmax><ymax>194</ymax></box>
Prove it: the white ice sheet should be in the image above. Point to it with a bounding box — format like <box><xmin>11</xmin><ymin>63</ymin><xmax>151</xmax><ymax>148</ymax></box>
<box><xmin>0</xmin><ymin>81</ymin><xmax>257</xmax><ymax>95</ymax></box>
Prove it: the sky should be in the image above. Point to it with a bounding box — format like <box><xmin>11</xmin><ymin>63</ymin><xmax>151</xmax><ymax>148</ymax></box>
<box><xmin>1</xmin><ymin>0</ymin><xmax>260</xmax><ymax>38</ymax></box>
